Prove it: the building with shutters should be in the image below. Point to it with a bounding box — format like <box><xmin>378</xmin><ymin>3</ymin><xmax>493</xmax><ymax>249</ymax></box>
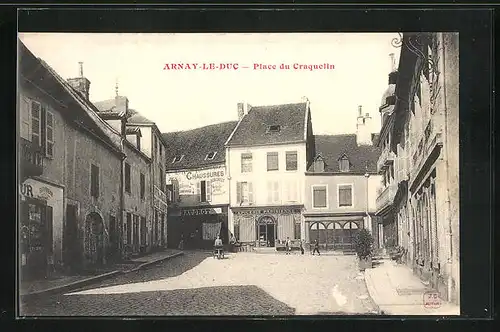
<box><xmin>225</xmin><ymin>101</ymin><xmax>316</xmax><ymax>248</ymax></box>
<box><xmin>94</xmin><ymin>96</ymin><xmax>169</xmax><ymax>255</ymax></box>
<box><xmin>375</xmin><ymin>33</ymin><xmax>460</xmax><ymax>304</ymax></box>
<box><xmin>19</xmin><ymin>41</ymin><xmax>125</xmax><ymax>276</ymax></box>
<box><xmin>304</xmin><ymin>108</ymin><xmax>382</xmax><ymax>252</ymax></box>
<box><xmin>162</xmin><ymin>121</ymin><xmax>238</xmax><ymax>250</ymax></box>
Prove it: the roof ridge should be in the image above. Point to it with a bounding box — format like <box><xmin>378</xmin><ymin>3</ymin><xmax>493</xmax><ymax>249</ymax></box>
<box><xmin>162</xmin><ymin>120</ymin><xmax>238</xmax><ymax>135</ymax></box>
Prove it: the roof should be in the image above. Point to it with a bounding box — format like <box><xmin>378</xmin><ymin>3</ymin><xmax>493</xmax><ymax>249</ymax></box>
<box><xmin>127</xmin><ymin>109</ymin><xmax>155</xmax><ymax>124</ymax></box>
<box><xmin>308</xmin><ymin>134</ymin><xmax>381</xmax><ymax>173</ymax></box>
<box><xmin>226</xmin><ymin>102</ymin><xmax>309</xmax><ymax>146</ymax></box>
<box><xmin>19</xmin><ymin>41</ymin><xmax>123</xmax><ymax>155</ymax></box>
<box><xmin>162</xmin><ymin>121</ymin><xmax>239</xmax><ymax>171</ymax></box>
<box><xmin>94</xmin><ymin>98</ymin><xmax>119</xmax><ymax>113</ymax></box>
<box><xmin>125</xmin><ymin>126</ymin><xmax>141</xmax><ymax>136</ymax></box>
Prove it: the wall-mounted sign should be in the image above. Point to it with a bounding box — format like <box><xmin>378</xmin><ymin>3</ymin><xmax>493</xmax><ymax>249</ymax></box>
<box><xmin>167</xmin><ymin>166</ymin><xmax>227</xmax><ymax>198</ymax></box>
<box><xmin>185</xmin><ymin>169</ymin><xmax>225</xmax><ymax>181</ymax></box>
<box><xmin>234</xmin><ymin>208</ymin><xmax>302</xmax><ymax>215</ymax></box>
<box><xmin>211</xmin><ymin>178</ymin><xmax>226</xmax><ymax>195</ymax></box>
<box><xmin>181</xmin><ymin>207</ymin><xmax>223</xmax><ymax>216</ymax></box>
<box><xmin>19</xmin><ymin>182</ymin><xmax>54</xmax><ymax>201</ymax></box>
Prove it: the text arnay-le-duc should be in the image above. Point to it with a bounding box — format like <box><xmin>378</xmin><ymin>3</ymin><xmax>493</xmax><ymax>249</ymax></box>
<box><xmin>163</xmin><ymin>63</ymin><xmax>335</xmax><ymax>71</ymax></box>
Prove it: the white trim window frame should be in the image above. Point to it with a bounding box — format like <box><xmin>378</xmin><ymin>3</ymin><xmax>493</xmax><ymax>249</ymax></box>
<box><xmin>311</xmin><ymin>184</ymin><xmax>328</xmax><ymax>209</ymax></box>
<box><xmin>337</xmin><ymin>183</ymin><xmax>354</xmax><ymax>208</ymax></box>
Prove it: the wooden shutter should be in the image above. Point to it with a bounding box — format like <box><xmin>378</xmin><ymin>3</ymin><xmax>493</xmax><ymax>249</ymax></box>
<box><xmin>240</xmin><ymin>217</ymin><xmax>255</xmax><ymax>242</ymax></box>
<box><xmin>20</xmin><ymin>96</ymin><xmax>32</xmax><ymax>140</ymax></box>
<box><xmin>267</xmin><ymin>181</ymin><xmax>273</xmax><ymax>203</ymax></box>
<box><xmin>248</xmin><ymin>182</ymin><xmax>254</xmax><ymax>204</ymax></box>
<box><xmin>273</xmin><ymin>181</ymin><xmax>280</xmax><ymax>203</ymax></box>
<box><xmin>236</xmin><ymin>182</ymin><xmax>242</xmax><ymax>204</ymax></box>
<box><xmin>196</xmin><ymin>181</ymin><xmax>201</xmax><ymax>202</ymax></box>
<box><xmin>31</xmin><ymin>100</ymin><xmax>41</xmax><ymax>146</ymax></box>
<box><xmin>206</xmin><ymin>180</ymin><xmax>212</xmax><ymax>202</ymax></box>
<box><xmin>46</xmin><ymin>205</ymin><xmax>53</xmax><ymax>254</ymax></box>
<box><xmin>45</xmin><ymin>110</ymin><xmax>54</xmax><ymax>157</ymax></box>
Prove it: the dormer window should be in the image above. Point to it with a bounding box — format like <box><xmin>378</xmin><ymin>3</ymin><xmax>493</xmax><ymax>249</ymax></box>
<box><xmin>205</xmin><ymin>151</ymin><xmax>217</xmax><ymax>161</ymax></box>
<box><xmin>268</xmin><ymin>125</ymin><xmax>281</xmax><ymax>133</ymax></box>
<box><xmin>172</xmin><ymin>155</ymin><xmax>184</xmax><ymax>163</ymax></box>
<box><xmin>313</xmin><ymin>156</ymin><xmax>325</xmax><ymax>173</ymax></box>
<box><xmin>338</xmin><ymin>155</ymin><xmax>350</xmax><ymax>172</ymax></box>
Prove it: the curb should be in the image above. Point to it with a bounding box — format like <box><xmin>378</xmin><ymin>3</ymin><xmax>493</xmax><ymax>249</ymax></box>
<box><xmin>363</xmin><ymin>269</ymin><xmax>385</xmax><ymax>315</ymax></box>
<box><xmin>20</xmin><ymin>270</ymin><xmax>123</xmax><ymax>302</ymax></box>
<box><xmin>126</xmin><ymin>251</ymin><xmax>184</xmax><ymax>273</ymax></box>
<box><xmin>21</xmin><ymin>251</ymin><xmax>184</xmax><ymax>301</ymax></box>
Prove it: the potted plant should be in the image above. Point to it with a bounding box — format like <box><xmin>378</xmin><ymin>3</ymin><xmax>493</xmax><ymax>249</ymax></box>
<box><xmin>353</xmin><ymin>228</ymin><xmax>374</xmax><ymax>271</ymax></box>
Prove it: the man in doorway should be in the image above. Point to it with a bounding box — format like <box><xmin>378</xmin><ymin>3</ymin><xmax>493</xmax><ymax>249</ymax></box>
<box><xmin>312</xmin><ymin>239</ymin><xmax>320</xmax><ymax>256</ymax></box>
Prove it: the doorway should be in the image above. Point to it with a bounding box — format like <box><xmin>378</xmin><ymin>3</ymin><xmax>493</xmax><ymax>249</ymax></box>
<box><xmin>257</xmin><ymin>223</ymin><xmax>275</xmax><ymax>247</ymax></box>
<box><xmin>64</xmin><ymin>204</ymin><xmax>79</xmax><ymax>268</ymax></box>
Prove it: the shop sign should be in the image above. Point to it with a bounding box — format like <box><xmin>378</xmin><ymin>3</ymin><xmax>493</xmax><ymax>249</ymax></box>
<box><xmin>182</xmin><ymin>207</ymin><xmax>223</xmax><ymax>216</ymax></box>
<box><xmin>211</xmin><ymin>178</ymin><xmax>226</xmax><ymax>195</ymax></box>
<box><xmin>185</xmin><ymin>169</ymin><xmax>225</xmax><ymax>181</ymax></box>
<box><xmin>235</xmin><ymin>208</ymin><xmax>301</xmax><ymax>215</ymax></box>
<box><xmin>19</xmin><ymin>183</ymin><xmax>54</xmax><ymax>201</ymax></box>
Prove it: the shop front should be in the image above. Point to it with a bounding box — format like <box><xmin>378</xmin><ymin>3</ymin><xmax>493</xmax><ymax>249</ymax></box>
<box><xmin>168</xmin><ymin>205</ymin><xmax>229</xmax><ymax>250</ymax></box>
<box><xmin>232</xmin><ymin>206</ymin><xmax>302</xmax><ymax>247</ymax></box>
<box><xmin>303</xmin><ymin>214</ymin><xmax>364</xmax><ymax>251</ymax></box>
<box><xmin>19</xmin><ymin>179</ymin><xmax>64</xmax><ymax>279</ymax></box>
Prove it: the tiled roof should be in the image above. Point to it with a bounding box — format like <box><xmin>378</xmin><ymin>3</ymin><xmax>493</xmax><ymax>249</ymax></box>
<box><xmin>162</xmin><ymin>121</ymin><xmax>239</xmax><ymax>171</ymax></box>
<box><xmin>308</xmin><ymin>134</ymin><xmax>381</xmax><ymax>173</ymax></box>
<box><xmin>125</xmin><ymin>126</ymin><xmax>141</xmax><ymax>135</ymax></box>
<box><xmin>128</xmin><ymin>109</ymin><xmax>154</xmax><ymax>124</ymax></box>
<box><xmin>226</xmin><ymin>102</ymin><xmax>308</xmax><ymax>146</ymax></box>
<box><xmin>94</xmin><ymin>99</ymin><xmax>118</xmax><ymax>113</ymax></box>
<box><xmin>19</xmin><ymin>42</ymin><xmax>123</xmax><ymax>154</ymax></box>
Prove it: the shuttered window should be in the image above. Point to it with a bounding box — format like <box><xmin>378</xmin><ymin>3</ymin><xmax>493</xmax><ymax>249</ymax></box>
<box><xmin>239</xmin><ymin>217</ymin><xmax>255</xmax><ymax>242</ymax></box>
<box><xmin>236</xmin><ymin>182</ymin><xmax>253</xmax><ymax>205</ymax></box>
<box><xmin>338</xmin><ymin>185</ymin><xmax>353</xmax><ymax>207</ymax></box>
<box><xmin>198</xmin><ymin>180</ymin><xmax>212</xmax><ymax>203</ymax></box>
<box><xmin>20</xmin><ymin>96</ymin><xmax>31</xmax><ymax>140</ymax></box>
<box><xmin>90</xmin><ymin>164</ymin><xmax>99</xmax><ymax>198</ymax></box>
<box><xmin>313</xmin><ymin>186</ymin><xmax>327</xmax><ymax>208</ymax></box>
<box><xmin>124</xmin><ymin>163</ymin><xmax>131</xmax><ymax>193</ymax></box>
<box><xmin>140</xmin><ymin>173</ymin><xmax>145</xmax><ymax>199</ymax></box>
<box><xmin>31</xmin><ymin>100</ymin><xmax>41</xmax><ymax>147</ymax></box>
<box><xmin>241</xmin><ymin>153</ymin><xmax>252</xmax><ymax>173</ymax></box>
<box><xmin>286</xmin><ymin>151</ymin><xmax>298</xmax><ymax>171</ymax></box>
<box><xmin>277</xmin><ymin>215</ymin><xmax>295</xmax><ymax>241</ymax></box>
<box><xmin>267</xmin><ymin>152</ymin><xmax>279</xmax><ymax>171</ymax></box>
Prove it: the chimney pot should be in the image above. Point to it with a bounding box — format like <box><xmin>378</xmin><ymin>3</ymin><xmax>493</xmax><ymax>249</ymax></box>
<box><xmin>358</xmin><ymin>105</ymin><xmax>363</xmax><ymax>117</ymax></box>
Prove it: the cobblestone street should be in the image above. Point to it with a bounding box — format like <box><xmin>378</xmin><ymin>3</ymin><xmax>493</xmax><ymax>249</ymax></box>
<box><xmin>20</xmin><ymin>251</ymin><xmax>378</xmax><ymax>316</ymax></box>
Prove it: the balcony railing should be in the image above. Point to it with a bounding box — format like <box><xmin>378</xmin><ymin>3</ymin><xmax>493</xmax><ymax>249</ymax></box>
<box><xmin>154</xmin><ymin>185</ymin><xmax>168</xmax><ymax>213</ymax></box>
<box><xmin>20</xmin><ymin>138</ymin><xmax>43</xmax><ymax>179</ymax></box>
<box><xmin>376</xmin><ymin>183</ymin><xmax>397</xmax><ymax>213</ymax></box>
<box><xmin>376</xmin><ymin>145</ymin><xmax>395</xmax><ymax>173</ymax></box>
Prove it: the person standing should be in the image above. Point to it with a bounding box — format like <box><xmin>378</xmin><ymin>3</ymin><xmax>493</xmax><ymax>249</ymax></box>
<box><xmin>312</xmin><ymin>239</ymin><xmax>320</xmax><ymax>256</ymax></box>
<box><xmin>285</xmin><ymin>237</ymin><xmax>291</xmax><ymax>255</ymax></box>
<box><xmin>300</xmin><ymin>240</ymin><xmax>305</xmax><ymax>255</ymax></box>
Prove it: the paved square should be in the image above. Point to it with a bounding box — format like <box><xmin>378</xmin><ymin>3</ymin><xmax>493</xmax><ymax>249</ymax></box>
<box><xmin>20</xmin><ymin>251</ymin><xmax>378</xmax><ymax>316</ymax></box>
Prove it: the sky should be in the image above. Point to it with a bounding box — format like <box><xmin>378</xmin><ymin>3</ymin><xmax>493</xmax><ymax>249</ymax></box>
<box><xmin>19</xmin><ymin>33</ymin><xmax>400</xmax><ymax>135</ymax></box>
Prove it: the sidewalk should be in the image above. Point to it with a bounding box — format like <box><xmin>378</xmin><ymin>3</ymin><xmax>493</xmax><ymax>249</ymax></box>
<box><xmin>364</xmin><ymin>258</ymin><xmax>460</xmax><ymax>315</ymax></box>
<box><xmin>20</xmin><ymin>249</ymin><xmax>183</xmax><ymax>301</ymax></box>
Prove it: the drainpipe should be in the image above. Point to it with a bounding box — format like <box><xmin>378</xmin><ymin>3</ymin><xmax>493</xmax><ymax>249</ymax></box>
<box><xmin>119</xmin><ymin>138</ymin><xmax>126</xmax><ymax>261</ymax></box>
<box><xmin>439</xmin><ymin>33</ymin><xmax>454</xmax><ymax>303</ymax></box>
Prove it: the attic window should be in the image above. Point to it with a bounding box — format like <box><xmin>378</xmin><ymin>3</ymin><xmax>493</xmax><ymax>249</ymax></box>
<box><xmin>205</xmin><ymin>151</ymin><xmax>217</xmax><ymax>161</ymax></box>
<box><xmin>268</xmin><ymin>125</ymin><xmax>281</xmax><ymax>133</ymax></box>
<box><xmin>172</xmin><ymin>155</ymin><xmax>184</xmax><ymax>163</ymax></box>
<box><xmin>339</xmin><ymin>156</ymin><xmax>350</xmax><ymax>172</ymax></box>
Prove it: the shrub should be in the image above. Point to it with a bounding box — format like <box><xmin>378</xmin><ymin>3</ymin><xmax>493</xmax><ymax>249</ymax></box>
<box><xmin>353</xmin><ymin>228</ymin><xmax>374</xmax><ymax>260</ymax></box>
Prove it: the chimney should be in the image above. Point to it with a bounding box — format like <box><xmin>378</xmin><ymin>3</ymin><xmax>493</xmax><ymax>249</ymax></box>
<box><xmin>67</xmin><ymin>62</ymin><xmax>91</xmax><ymax>100</ymax></box>
<box><xmin>237</xmin><ymin>102</ymin><xmax>251</xmax><ymax>120</ymax></box>
<box><xmin>356</xmin><ymin>106</ymin><xmax>372</xmax><ymax>146</ymax></box>
<box><xmin>388</xmin><ymin>53</ymin><xmax>398</xmax><ymax>84</ymax></box>
<box><xmin>115</xmin><ymin>95</ymin><xmax>129</xmax><ymax>116</ymax></box>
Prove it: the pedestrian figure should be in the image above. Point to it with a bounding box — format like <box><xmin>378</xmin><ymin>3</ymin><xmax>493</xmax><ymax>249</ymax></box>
<box><xmin>285</xmin><ymin>237</ymin><xmax>291</xmax><ymax>255</ymax></box>
<box><xmin>300</xmin><ymin>240</ymin><xmax>305</xmax><ymax>255</ymax></box>
<box><xmin>312</xmin><ymin>239</ymin><xmax>320</xmax><ymax>255</ymax></box>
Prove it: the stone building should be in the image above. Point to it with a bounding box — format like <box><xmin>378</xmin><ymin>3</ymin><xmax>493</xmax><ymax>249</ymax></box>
<box><xmin>225</xmin><ymin>101</ymin><xmax>316</xmax><ymax>248</ymax></box>
<box><xmin>19</xmin><ymin>42</ymin><xmax>125</xmax><ymax>275</ymax></box>
<box><xmin>94</xmin><ymin>96</ymin><xmax>169</xmax><ymax>255</ymax></box>
<box><xmin>162</xmin><ymin>121</ymin><xmax>238</xmax><ymax>250</ymax></box>
<box><xmin>375</xmin><ymin>32</ymin><xmax>460</xmax><ymax>304</ymax></box>
<box><xmin>304</xmin><ymin>108</ymin><xmax>381</xmax><ymax>251</ymax></box>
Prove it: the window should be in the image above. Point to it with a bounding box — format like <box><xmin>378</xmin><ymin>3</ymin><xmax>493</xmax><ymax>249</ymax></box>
<box><xmin>140</xmin><ymin>173</ymin><xmax>145</xmax><ymax>199</ymax></box>
<box><xmin>137</xmin><ymin>135</ymin><xmax>141</xmax><ymax>151</ymax></box>
<box><xmin>267</xmin><ymin>181</ymin><xmax>280</xmax><ymax>204</ymax></box>
<box><xmin>268</xmin><ymin>125</ymin><xmax>281</xmax><ymax>133</ymax></box>
<box><xmin>313</xmin><ymin>157</ymin><xmax>325</xmax><ymax>172</ymax></box>
<box><xmin>172</xmin><ymin>155</ymin><xmax>184</xmax><ymax>163</ymax></box>
<box><xmin>286</xmin><ymin>151</ymin><xmax>298</xmax><ymax>171</ymax></box>
<box><xmin>159</xmin><ymin>168</ymin><xmax>165</xmax><ymax>191</ymax></box>
<box><xmin>338</xmin><ymin>184</ymin><xmax>353</xmax><ymax>207</ymax></box>
<box><xmin>153</xmin><ymin>135</ymin><xmax>158</xmax><ymax>159</ymax></box>
<box><xmin>205</xmin><ymin>151</ymin><xmax>217</xmax><ymax>161</ymax></box>
<box><xmin>339</xmin><ymin>156</ymin><xmax>350</xmax><ymax>172</ymax></box>
<box><xmin>90</xmin><ymin>164</ymin><xmax>99</xmax><ymax>198</ymax></box>
<box><xmin>267</xmin><ymin>152</ymin><xmax>279</xmax><ymax>171</ymax></box>
<box><xmin>241</xmin><ymin>153</ymin><xmax>252</xmax><ymax>173</ymax></box>
<box><xmin>124</xmin><ymin>163</ymin><xmax>131</xmax><ymax>193</ymax></box>
<box><xmin>140</xmin><ymin>216</ymin><xmax>147</xmax><ymax>246</ymax></box>
<box><xmin>312</xmin><ymin>186</ymin><xmax>327</xmax><ymax>208</ymax></box>
<box><xmin>286</xmin><ymin>181</ymin><xmax>298</xmax><ymax>202</ymax></box>
<box><xmin>236</xmin><ymin>181</ymin><xmax>253</xmax><ymax>205</ymax></box>
<box><xmin>198</xmin><ymin>180</ymin><xmax>212</xmax><ymax>203</ymax></box>
<box><xmin>27</xmin><ymin>98</ymin><xmax>54</xmax><ymax>157</ymax></box>
<box><xmin>126</xmin><ymin>213</ymin><xmax>132</xmax><ymax>245</ymax></box>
